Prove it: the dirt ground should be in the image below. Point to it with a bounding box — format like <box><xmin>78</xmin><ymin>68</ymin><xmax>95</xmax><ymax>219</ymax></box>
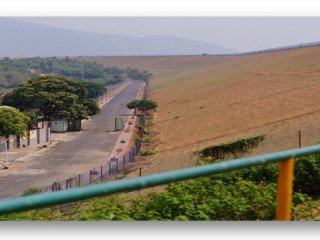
<box><xmin>85</xmin><ymin>46</ymin><xmax>320</xmax><ymax>176</ymax></box>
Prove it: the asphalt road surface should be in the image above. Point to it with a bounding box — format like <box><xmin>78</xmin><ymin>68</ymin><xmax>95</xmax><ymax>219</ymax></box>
<box><xmin>0</xmin><ymin>81</ymin><xmax>142</xmax><ymax>198</ymax></box>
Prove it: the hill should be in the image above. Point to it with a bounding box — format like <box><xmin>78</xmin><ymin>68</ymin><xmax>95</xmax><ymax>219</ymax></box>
<box><xmin>85</xmin><ymin>46</ymin><xmax>320</xmax><ymax>175</ymax></box>
<box><xmin>0</xmin><ymin>18</ymin><xmax>234</xmax><ymax>57</ymax></box>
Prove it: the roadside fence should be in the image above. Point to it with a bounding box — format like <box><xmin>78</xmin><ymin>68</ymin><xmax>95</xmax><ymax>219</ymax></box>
<box><xmin>41</xmin><ymin>141</ymin><xmax>141</xmax><ymax>193</ymax></box>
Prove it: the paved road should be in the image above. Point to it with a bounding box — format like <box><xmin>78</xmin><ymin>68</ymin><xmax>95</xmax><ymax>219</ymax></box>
<box><xmin>0</xmin><ymin>81</ymin><xmax>142</xmax><ymax>198</ymax></box>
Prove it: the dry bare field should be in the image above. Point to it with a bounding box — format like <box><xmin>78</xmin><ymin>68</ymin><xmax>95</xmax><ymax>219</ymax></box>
<box><xmin>85</xmin><ymin>47</ymin><xmax>320</xmax><ymax>175</ymax></box>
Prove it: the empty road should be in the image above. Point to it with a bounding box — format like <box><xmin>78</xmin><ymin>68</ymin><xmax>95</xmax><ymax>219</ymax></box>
<box><xmin>0</xmin><ymin>81</ymin><xmax>142</xmax><ymax>198</ymax></box>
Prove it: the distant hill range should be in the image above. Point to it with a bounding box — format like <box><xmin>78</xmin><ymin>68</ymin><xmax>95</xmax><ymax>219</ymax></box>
<box><xmin>0</xmin><ymin>18</ymin><xmax>235</xmax><ymax>57</ymax></box>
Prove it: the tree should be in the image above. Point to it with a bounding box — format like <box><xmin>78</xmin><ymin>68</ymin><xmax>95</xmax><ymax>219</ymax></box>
<box><xmin>127</xmin><ymin>100</ymin><xmax>140</xmax><ymax>109</ymax></box>
<box><xmin>79</xmin><ymin>80</ymin><xmax>105</xmax><ymax>99</ymax></box>
<box><xmin>2</xmin><ymin>76</ymin><xmax>99</xmax><ymax>121</ymax></box>
<box><xmin>136</xmin><ymin>99</ymin><xmax>158</xmax><ymax>112</ymax></box>
<box><xmin>127</xmin><ymin>100</ymin><xmax>140</xmax><ymax>115</ymax></box>
<box><xmin>125</xmin><ymin>68</ymin><xmax>153</xmax><ymax>81</ymax></box>
<box><xmin>0</xmin><ymin>107</ymin><xmax>29</xmax><ymax>137</ymax></box>
<box><xmin>127</xmin><ymin>99</ymin><xmax>158</xmax><ymax>115</ymax></box>
<box><xmin>84</xmin><ymin>99</ymin><xmax>100</xmax><ymax>116</ymax></box>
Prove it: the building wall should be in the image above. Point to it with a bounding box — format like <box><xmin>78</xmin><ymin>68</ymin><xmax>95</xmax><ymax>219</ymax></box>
<box><xmin>1</xmin><ymin>121</ymin><xmax>51</xmax><ymax>149</ymax></box>
<box><xmin>51</xmin><ymin>120</ymin><xmax>68</xmax><ymax>132</ymax></box>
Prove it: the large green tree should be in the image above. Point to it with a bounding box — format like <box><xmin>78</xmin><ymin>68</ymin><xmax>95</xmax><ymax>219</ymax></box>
<box><xmin>0</xmin><ymin>107</ymin><xmax>29</xmax><ymax>137</ymax></box>
<box><xmin>2</xmin><ymin>76</ymin><xmax>99</xmax><ymax>121</ymax></box>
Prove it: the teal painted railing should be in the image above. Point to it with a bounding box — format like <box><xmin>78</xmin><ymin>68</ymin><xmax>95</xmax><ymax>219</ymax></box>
<box><xmin>1</xmin><ymin>145</ymin><xmax>320</xmax><ymax>216</ymax></box>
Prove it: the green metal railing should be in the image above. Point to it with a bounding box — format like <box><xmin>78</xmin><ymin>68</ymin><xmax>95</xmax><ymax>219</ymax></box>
<box><xmin>1</xmin><ymin>145</ymin><xmax>320</xmax><ymax>219</ymax></box>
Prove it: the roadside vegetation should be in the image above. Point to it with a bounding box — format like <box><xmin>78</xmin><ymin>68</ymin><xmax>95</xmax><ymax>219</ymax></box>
<box><xmin>127</xmin><ymin>98</ymin><xmax>158</xmax><ymax>158</ymax></box>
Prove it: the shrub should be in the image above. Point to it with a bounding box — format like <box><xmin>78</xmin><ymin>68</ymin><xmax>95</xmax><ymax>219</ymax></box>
<box><xmin>130</xmin><ymin>178</ymin><xmax>277</xmax><ymax>220</ymax></box>
<box><xmin>197</xmin><ymin>135</ymin><xmax>265</xmax><ymax>160</ymax></box>
<box><xmin>140</xmin><ymin>137</ymin><xmax>154</xmax><ymax>143</ymax></box>
<box><xmin>21</xmin><ymin>187</ymin><xmax>41</xmax><ymax>196</ymax></box>
<box><xmin>293</xmin><ymin>154</ymin><xmax>320</xmax><ymax>196</ymax></box>
<box><xmin>139</xmin><ymin>149</ymin><xmax>157</xmax><ymax>156</ymax></box>
<box><xmin>79</xmin><ymin>196</ymin><xmax>131</xmax><ymax>221</ymax></box>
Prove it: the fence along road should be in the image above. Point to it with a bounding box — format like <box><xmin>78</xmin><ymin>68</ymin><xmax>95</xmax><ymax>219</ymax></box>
<box><xmin>0</xmin><ymin>81</ymin><xmax>143</xmax><ymax>199</ymax></box>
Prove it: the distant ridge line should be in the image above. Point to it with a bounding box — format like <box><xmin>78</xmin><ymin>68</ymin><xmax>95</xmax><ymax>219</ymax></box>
<box><xmin>208</xmin><ymin>41</ymin><xmax>320</xmax><ymax>57</ymax></box>
<box><xmin>84</xmin><ymin>41</ymin><xmax>320</xmax><ymax>58</ymax></box>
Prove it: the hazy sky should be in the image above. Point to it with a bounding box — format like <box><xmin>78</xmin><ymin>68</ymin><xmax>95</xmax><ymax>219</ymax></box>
<box><xmin>14</xmin><ymin>17</ymin><xmax>320</xmax><ymax>52</ymax></box>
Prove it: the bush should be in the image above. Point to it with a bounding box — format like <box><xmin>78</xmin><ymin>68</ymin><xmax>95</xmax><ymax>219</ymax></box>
<box><xmin>294</xmin><ymin>154</ymin><xmax>320</xmax><ymax>196</ymax></box>
<box><xmin>21</xmin><ymin>187</ymin><xmax>41</xmax><ymax>196</ymax></box>
<box><xmin>139</xmin><ymin>149</ymin><xmax>157</xmax><ymax>156</ymax></box>
<box><xmin>197</xmin><ymin>135</ymin><xmax>265</xmax><ymax>160</ymax></box>
<box><xmin>293</xmin><ymin>200</ymin><xmax>320</xmax><ymax>220</ymax></box>
<box><xmin>79</xmin><ymin>197</ymin><xmax>131</xmax><ymax>221</ymax></box>
<box><xmin>141</xmin><ymin>137</ymin><xmax>154</xmax><ymax>143</ymax></box>
<box><xmin>130</xmin><ymin>178</ymin><xmax>277</xmax><ymax>220</ymax></box>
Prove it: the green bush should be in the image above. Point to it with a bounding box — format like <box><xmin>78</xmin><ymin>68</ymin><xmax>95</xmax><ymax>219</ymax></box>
<box><xmin>294</xmin><ymin>154</ymin><xmax>320</xmax><ymax>196</ymax></box>
<box><xmin>197</xmin><ymin>135</ymin><xmax>265</xmax><ymax>160</ymax></box>
<box><xmin>208</xmin><ymin>154</ymin><xmax>320</xmax><ymax>197</ymax></box>
<box><xmin>79</xmin><ymin>197</ymin><xmax>131</xmax><ymax>221</ymax></box>
<box><xmin>293</xmin><ymin>199</ymin><xmax>320</xmax><ymax>220</ymax></box>
<box><xmin>130</xmin><ymin>178</ymin><xmax>277</xmax><ymax>220</ymax></box>
<box><xmin>139</xmin><ymin>149</ymin><xmax>157</xmax><ymax>156</ymax></box>
<box><xmin>21</xmin><ymin>187</ymin><xmax>42</xmax><ymax>196</ymax></box>
<box><xmin>141</xmin><ymin>137</ymin><xmax>154</xmax><ymax>143</ymax></box>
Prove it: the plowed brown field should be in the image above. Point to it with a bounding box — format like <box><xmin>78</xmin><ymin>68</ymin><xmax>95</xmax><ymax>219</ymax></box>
<box><xmin>85</xmin><ymin>47</ymin><xmax>320</xmax><ymax>175</ymax></box>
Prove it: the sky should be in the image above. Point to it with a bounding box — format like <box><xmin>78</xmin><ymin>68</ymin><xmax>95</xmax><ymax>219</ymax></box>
<box><xmin>14</xmin><ymin>17</ymin><xmax>320</xmax><ymax>52</ymax></box>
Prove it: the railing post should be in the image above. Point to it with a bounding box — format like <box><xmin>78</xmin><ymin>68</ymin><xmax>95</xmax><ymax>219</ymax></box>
<box><xmin>116</xmin><ymin>158</ymin><xmax>119</xmax><ymax>171</ymax></box>
<box><xmin>276</xmin><ymin>158</ymin><xmax>295</xmax><ymax>221</ymax></box>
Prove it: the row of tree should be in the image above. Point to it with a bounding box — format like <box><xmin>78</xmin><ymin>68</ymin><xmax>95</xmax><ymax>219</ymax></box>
<box><xmin>2</xmin><ymin>76</ymin><xmax>100</xmax><ymax>123</ymax></box>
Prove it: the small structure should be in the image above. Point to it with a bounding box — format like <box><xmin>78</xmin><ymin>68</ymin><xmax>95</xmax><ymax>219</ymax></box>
<box><xmin>67</xmin><ymin>119</ymin><xmax>81</xmax><ymax>131</ymax></box>
<box><xmin>50</xmin><ymin>120</ymin><xmax>68</xmax><ymax>132</ymax></box>
<box><xmin>115</xmin><ymin>117</ymin><xmax>127</xmax><ymax>131</ymax></box>
<box><xmin>50</xmin><ymin>119</ymin><xmax>81</xmax><ymax>132</ymax></box>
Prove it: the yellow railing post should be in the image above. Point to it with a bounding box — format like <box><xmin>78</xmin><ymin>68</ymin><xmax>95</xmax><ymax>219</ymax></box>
<box><xmin>276</xmin><ymin>158</ymin><xmax>295</xmax><ymax>220</ymax></box>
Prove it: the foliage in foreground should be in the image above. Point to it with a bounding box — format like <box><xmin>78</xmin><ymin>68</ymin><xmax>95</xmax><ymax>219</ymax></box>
<box><xmin>202</xmin><ymin>153</ymin><xmax>320</xmax><ymax>197</ymax></box>
<box><xmin>2</xmin><ymin>136</ymin><xmax>320</xmax><ymax>220</ymax></box>
<box><xmin>293</xmin><ymin>200</ymin><xmax>320</xmax><ymax>220</ymax></box>
<box><xmin>0</xmin><ymin>178</ymin><xmax>277</xmax><ymax>221</ymax></box>
<box><xmin>129</xmin><ymin>178</ymin><xmax>277</xmax><ymax>221</ymax></box>
<box><xmin>0</xmin><ymin>170</ymin><xmax>316</xmax><ymax>221</ymax></box>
